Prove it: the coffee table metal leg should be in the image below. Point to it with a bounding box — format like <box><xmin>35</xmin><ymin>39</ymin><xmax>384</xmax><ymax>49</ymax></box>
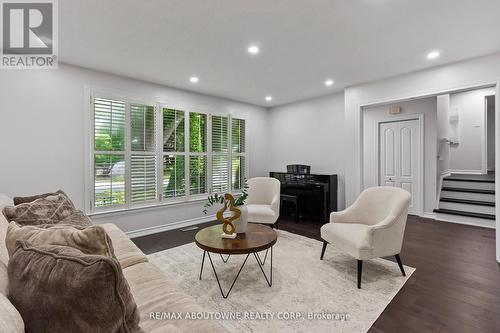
<box><xmin>207</xmin><ymin>252</ymin><xmax>250</xmax><ymax>299</ymax></box>
<box><xmin>199</xmin><ymin>251</ymin><xmax>206</xmax><ymax>280</ymax></box>
<box><xmin>254</xmin><ymin>246</ymin><xmax>273</xmax><ymax>287</ymax></box>
<box><xmin>220</xmin><ymin>254</ymin><xmax>231</xmax><ymax>263</ymax></box>
<box><xmin>271</xmin><ymin>245</ymin><xmax>273</xmax><ymax>285</ymax></box>
<box><xmin>255</xmin><ymin>248</ymin><xmax>269</xmax><ymax>266</ymax></box>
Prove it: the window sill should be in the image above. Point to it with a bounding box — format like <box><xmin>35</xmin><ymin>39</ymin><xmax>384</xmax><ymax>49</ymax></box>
<box><xmin>88</xmin><ymin>196</ymin><xmax>208</xmax><ymax>217</ymax></box>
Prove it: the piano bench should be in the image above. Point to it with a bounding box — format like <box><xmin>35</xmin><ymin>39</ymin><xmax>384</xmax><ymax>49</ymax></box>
<box><xmin>280</xmin><ymin>194</ymin><xmax>300</xmax><ymax>223</ymax></box>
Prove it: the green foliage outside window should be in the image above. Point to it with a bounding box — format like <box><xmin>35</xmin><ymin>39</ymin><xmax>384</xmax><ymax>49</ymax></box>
<box><xmin>94</xmin><ymin>154</ymin><xmax>125</xmax><ymax>207</ymax></box>
<box><xmin>189</xmin><ymin>113</ymin><xmax>207</xmax><ymax>194</ymax></box>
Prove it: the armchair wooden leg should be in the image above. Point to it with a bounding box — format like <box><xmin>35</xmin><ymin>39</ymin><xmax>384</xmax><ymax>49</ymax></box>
<box><xmin>395</xmin><ymin>254</ymin><xmax>406</xmax><ymax>277</ymax></box>
<box><xmin>357</xmin><ymin>260</ymin><xmax>363</xmax><ymax>289</ymax></box>
<box><xmin>320</xmin><ymin>241</ymin><xmax>328</xmax><ymax>260</ymax></box>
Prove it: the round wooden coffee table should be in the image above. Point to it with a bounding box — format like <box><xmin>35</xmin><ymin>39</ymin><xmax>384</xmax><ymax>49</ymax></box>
<box><xmin>195</xmin><ymin>224</ymin><xmax>277</xmax><ymax>298</ymax></box>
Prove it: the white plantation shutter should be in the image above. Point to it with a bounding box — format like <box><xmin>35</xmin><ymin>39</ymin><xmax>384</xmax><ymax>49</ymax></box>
<box><xmin>163</xmin><ymin>109</ymin><xmax>185</xmax><ymax>152</ymax></box>
<box><xmin>131</xmin><ymin>104</ymin><xmax>156</xmax><ymax>151</ymax></box>
<box><xmin>212</xmin><ymin>115</ymin><xmax>228</xmax><ymax>153</ymax></box>
<box><xmin>94</xmin><ymin>154</ymin><xmax>125</xmax><ymax>207</ymax></box>
<box><xmin>189</xmin><ymin>112</ymin><xmax>208</xmax><ymax>195</ymax></box>
<box><xmin>190</xmin><ymin>155</ymin><xmax>207</xmax><ymax>195</ymax></box>
<box><xmin>130</xmin><ymin>103</ymin><xmax>157</xmax><ymax>203</ymax></box>
<box><xmin>231</xmin><ymin>118</ymin><xmax>246</xmax><ymax>190</ymax></box>
<box><xmin>131</xmin><ymin>155</ymin><xmax>157</xmax><ymax>202</ymax></box>
<box><xmin>163</xmin><ymin>155</ymin><xmax>185</xmax><ymax>198</ymax></box>
<box><xmin>211</xmin><ymin>115</ymin><xmax>229</xmax><ymax>192</ymax></box>
<box><xmin>90</xmin><ymin>91</ymin><xmax>247</xmax><ymax>211</ymax></box>
<box><xmin>231</xmin><ymin>118</ymin><xmax>245</xmax><ymax>154</ymax></box>
<box><xmin>231</xmin><ymin>156</ymin><xmax>245</xmax><ymax>190</ymax></box>
<box><xmin>94</xmin><ymin>98</ymin><xmax>126</xmax><ymax>151</ymax></box>
<box><xmin>162</xmin><ymin>108</ymin><xmax>186</xmax><ymax>199</ymax></box>
<box><xmin>212</xmin><ymin>155</ymin><xmax>229</xmax><ymax>193</ymax></box>
<box><xmin>189</xmin><ymin>112</ymin><xmax>207</xmax><ymax>152</ymax></box>
<box><xmin>93</xmin><ymin>97</ymin><xmax>126</xmax><ymax>207</ymax></box>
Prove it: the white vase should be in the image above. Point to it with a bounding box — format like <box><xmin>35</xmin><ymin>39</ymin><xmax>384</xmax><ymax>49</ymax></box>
<box><xmin>235</xmin><ymin>205</ymin><xmax>248</xmax><ymax>234</ymax></box>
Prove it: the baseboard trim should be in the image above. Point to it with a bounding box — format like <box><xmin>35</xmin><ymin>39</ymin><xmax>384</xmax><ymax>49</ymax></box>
<box><xmin>422</xmin><ymin>212</ymin><xmax>436</xmax><ymax>219</ymax></box>
<box><xmin>126</xmin><ymin>216</ymin><xmax>215</xmax><ymax>238</ymax></box>
<box><xmin>423</xmin><ymin>212</ymin><xmax>495</xmax><ymax>229</ymax></box>
<box><xmin>449</xmin><ymin>169</ymin><xmax>484</xmax><ymax>175</ymax></box>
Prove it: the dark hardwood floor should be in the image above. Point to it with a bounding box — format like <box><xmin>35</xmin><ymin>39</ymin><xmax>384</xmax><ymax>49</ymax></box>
<box><xmin>132</xmin><ymin>215</ymin><xmax>500</xmax><ymax>333</ymax></box>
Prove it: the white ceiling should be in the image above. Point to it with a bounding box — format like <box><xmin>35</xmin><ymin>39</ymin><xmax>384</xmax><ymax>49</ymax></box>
<box><xmin>60</xmin><ymin>0</ymin><xmax>500</xmax><ymax>107</ymax></box>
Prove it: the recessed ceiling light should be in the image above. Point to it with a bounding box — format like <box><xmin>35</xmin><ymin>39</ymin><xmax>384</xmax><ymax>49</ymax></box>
<box><xmin>325</xmin><ymin>79</ymin><xmax>334</xmax><ymax>86</ymax></box>
<box><xmin>189</xmin><ymin>76</ymin><xmax>199</xmax><ymax>83</ymax></box>
<box><xmin>248</xmin><ymin>45</ymin><xmax>259</xmax><ymax>55</ymax></box>
<box><xmin>265</xmin><ymin>96</ymin><xmax>272</xmax><ymax>102</ymax></box>
<box><xmin>427</xmin><ymin>51</ymin><xmax>440</xmax><ymax>60</ymax></box>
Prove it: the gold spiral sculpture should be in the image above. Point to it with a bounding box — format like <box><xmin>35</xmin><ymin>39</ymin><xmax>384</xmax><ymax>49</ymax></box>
<box><xmin>216</xmin><ymin>193</ymin><xmax>241</xmax><ymax>235</ymax></box>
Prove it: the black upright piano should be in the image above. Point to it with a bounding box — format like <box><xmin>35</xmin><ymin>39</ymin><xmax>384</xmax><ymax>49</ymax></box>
<box><xmin>270</xmin><ymin>165</ymin><xmax>338</xmax><ymax>222</ymax></box>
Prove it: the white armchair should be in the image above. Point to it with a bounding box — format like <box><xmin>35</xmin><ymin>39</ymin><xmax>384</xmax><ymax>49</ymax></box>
<box><xmin>320</xmin><ymin>186</ymin><xmax>411</xmax><ymax>288</ymax></box>
<box><xmin>246</xmin><ymin>177</ymin><xmax>281</xmax><ymax>228</ymax></box>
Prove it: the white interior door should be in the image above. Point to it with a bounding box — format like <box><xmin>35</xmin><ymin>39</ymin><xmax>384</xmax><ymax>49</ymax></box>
<box><xmin>379</xmin><ymin>119</ymin><xmax>421</xmax><ymax>215</ymax></box>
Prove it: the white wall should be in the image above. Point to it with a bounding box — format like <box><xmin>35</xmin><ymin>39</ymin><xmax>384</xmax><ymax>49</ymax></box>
<box><xmin>267</xmin><ymin>93</ymin><xmax>346</xmax><ymax>210</ymax></box>
<box><xmin>449</xmin><ymin>88</ymin><xmax>495</xmax><ymax>173</ymax></box>
<box><xmin>363</xmin><ymin>97</ymin><xmax>437</xmax><ymax>214</ymax></box>
<box><xmin>436</xmin><ymin>94</ymin><xmax>451</xmax><ymax>179</ymax></box>
<box><xmin>343</xmin><ymin>52</ymin><xmax>500</xmax><ymax>261</ymax></box>
<box><xmin>0</xmin><ymin>63</ymin><xmax>269</xmax><ymax>234</ymax></box>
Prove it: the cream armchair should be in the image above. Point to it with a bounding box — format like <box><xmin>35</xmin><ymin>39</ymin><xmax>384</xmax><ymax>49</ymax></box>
<box><xmin>320</xmin><ymin>186</ymin><xmax>411</xmax><ymax>288</ymax></box>
<box><xmin>246</xmin><ymin>177</ymin><xmax>281</xmax><ymax>228</ymax></box>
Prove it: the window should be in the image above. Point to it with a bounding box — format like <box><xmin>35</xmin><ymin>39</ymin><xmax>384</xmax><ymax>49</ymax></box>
<box><xmin>90</xmin><ymin>92</ymin><xmax>246</xmax><ymax>212</ymax></box>
<box><xmin>162</xmin><ymin>108</ymin><xmax>186</xmax><ymax>199</ymax></box>
<box><xmin>189</xmin><ymin>112</ymin><xmax>207</xmax><ymax>195</ymax></box>
<box><xmin>211</xmin><ymin>115</ymin><xmax>229</xmax><ymax>193</ymax></box>
<box><xmin>130</xmin><ymin>103</ymin><xmax>157</xmax><ymax>203</ymax></box>
<box><xmin>231</xmin><ymin>118</ymin><xmax>246</xmax><ymax>190</ymax></box>
<box><xmin>93</xmin><ymin>97</ymin><xmax>126</xmax><ymax>207</ymax></box>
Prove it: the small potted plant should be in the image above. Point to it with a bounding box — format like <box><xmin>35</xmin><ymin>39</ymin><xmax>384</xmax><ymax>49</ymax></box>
<box><xmin>203</xmin><ymin>181</ymin><xmax>249</xmax><ymax>234</ymax></box>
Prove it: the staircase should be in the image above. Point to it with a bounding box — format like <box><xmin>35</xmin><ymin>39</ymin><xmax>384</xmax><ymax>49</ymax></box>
<box><xmin>434</xmin><ymin>173</ymin><xmax>496</xmax><ymax>220</ymax></box>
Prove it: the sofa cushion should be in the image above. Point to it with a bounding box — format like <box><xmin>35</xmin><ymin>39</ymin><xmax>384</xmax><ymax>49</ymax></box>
<box><xmin>8</xmin><ymin>241</ymin><xmax>143</xmax><ymax>333</ymax></box>
<box><xmin>0</xmin><ymin>194</ymin><xmax>13</xmax><ymax>266</ymax></box>
<box><xmin>58</xmin><ymin>210</ymin><xmax>92</xmax><ymax>226</ymax></box>
<box><xmin>123</xmin><ymin>262</ymin><xmax>227</xmax><ymax>333</ymax></box>
<box><xmin>0</xmin><ymin>215</ymin><xmax>10</xmax><ymax>267</ymax></box>
<box><xmin>13</xmin><ymin>190</ymin><xmax>74</xmax><ymax>207</ymax></box>
<box><xmin>5</xmin><ymin>222</ymin><xmax>114</xmax><ymax>258</ymax></box>
<box><xmin>2</xmin><ymin>194</ymin><xmax>89</xmax><ymax>227</ymax></box>
<box><xmin>0</xmin><ymin>293</ymin><xmax>24</xmax><ymax>333</ymax></box>
<box><xmin>101</xmin><ymin>223</ymin><xmax>148</xmax><ymax>269</ymax></box>
<box><xmin>0</xmin><ymin>261</ymin><xmax>7</xmax><ymax>296</ymax></box>
<box><xmin>0</xmin><ymin>193</ymin><xmax>12</xmax><ymax>209</ymax></box>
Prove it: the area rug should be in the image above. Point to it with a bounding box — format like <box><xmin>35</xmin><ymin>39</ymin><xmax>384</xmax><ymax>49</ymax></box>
<box><xmin>148</xmin><ymin>230</ymin><xmax>415</xmax><ymax>333</ymax></box>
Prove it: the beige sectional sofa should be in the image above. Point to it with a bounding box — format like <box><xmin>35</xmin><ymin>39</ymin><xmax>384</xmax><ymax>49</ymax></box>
<box><xmin>0</xmin><ymin>194</ymin><xmax>228</xmax><ymax>333</ymax></box>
